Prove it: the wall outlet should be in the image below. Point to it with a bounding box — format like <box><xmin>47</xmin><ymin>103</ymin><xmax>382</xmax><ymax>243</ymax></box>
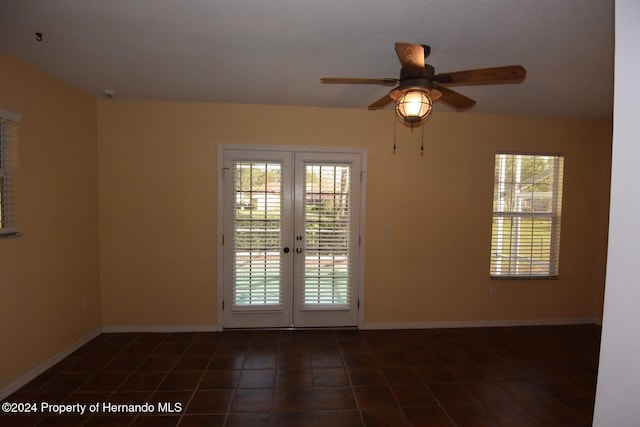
<box><xmin>81</xmin><ymin>296</ymin><xmax>87</xmax><ymax>311</ymax></box>
<box><xmin>489</xmin><ymin>287</ymin><xmax>497</xmax><ymax>297</ymax></box>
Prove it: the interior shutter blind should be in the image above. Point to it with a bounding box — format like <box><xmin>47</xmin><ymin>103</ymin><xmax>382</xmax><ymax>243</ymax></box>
<box><xmin>232</xmin><ymin>161</ymin><xmax>283</xmax><ymax>307</ymax></box>
<box><xmin>302</xmin><ymin>162</ymin><xmax>352</xmax><ymax>307</ymax></box>
<box><xmin>0</xmin><ymin>109</ymin><xmax>20</xmax><ymax>237</ymax></box>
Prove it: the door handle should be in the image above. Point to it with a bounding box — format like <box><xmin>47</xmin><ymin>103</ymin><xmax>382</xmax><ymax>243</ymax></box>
<box><xmin>296</xmin><ymin>247</ymin><xmax>302</xmax><ymax>254</ymax></box>
<box><xmin>283</xmin><ymin>247</ymin><xmax>290</xmax><ymax>253</ymax></box>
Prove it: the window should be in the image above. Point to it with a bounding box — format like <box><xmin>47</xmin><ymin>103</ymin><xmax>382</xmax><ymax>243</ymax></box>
<box><xmin>302</xmin><ymin>162</ymin><xmax>352</xmax><ymax>306</ymax></box>
<box><xmin>0</xmin><ymin>109</ymin><xmax>20</xmax><ymax>237</ymax></box>
<box><xmin>490</xmin><ymin>153</ymin><xmax>564</xmax><ymax>277</ymax></box>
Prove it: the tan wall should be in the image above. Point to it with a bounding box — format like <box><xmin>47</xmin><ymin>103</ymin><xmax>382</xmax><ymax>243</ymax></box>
<box><xmin>0</xmin><ymin>53</ymin><xmax>100</xmax><ymax>390</ymax></box>
<box><xmin>97</xmin><ymin>100</ymin><xmax>611</xmax><ymax>327</ymax></box>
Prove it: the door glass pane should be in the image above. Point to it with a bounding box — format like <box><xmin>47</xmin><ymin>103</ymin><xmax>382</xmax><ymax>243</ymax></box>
<box><xmin>303</xmin><ymin>163</ymin><xmax>351</xmax><ymax>305</ymax></box>
<box><xmin>233</xmin><ymin>161</ymin><xmax>282</xmax><ymax>306</ymax></box>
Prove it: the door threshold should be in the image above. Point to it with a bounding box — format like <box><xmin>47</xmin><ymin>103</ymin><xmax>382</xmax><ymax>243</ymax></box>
<box><xmin>222</xmin><ymin>326</ymin><xmax>358</xmax><ymax>331</ymax></box>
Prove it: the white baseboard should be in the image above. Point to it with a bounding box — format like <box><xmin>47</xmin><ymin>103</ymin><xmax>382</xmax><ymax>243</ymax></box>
<box><xmin>363</xmin><ymin>317</ymin><xmax>601</xmax><ymax>330</ymax></box>
<box><xmin>102</xmin><ymin>324</ymin><xmax>220</xmax><ymax>333</ymax></box>
<box><xmin>0</xmin><ymin>327</ymin><xmax>102</xmax><ymax>401</ymax></box>
<box><xmin>103</xmin><ymin>320</ymin><xmax>599</xmax><ymax>332</ymax></box>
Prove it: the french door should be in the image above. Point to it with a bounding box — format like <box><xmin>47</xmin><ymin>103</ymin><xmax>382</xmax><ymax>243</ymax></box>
<box><xmin>221</xmin><ymin>148</ymin><xmax>364</xmax><ymax>328</ymax></box>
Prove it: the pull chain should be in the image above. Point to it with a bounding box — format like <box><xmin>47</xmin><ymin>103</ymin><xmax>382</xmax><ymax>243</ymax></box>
<box><xmin>393</xmin><ymin>116</ymin><xmax>397</xmax><ymax>154</ymax></box>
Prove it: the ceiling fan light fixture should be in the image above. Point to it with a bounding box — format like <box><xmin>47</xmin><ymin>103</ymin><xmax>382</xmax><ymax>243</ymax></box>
<box><xmin>395</xmin><ymin>88</ymin><xmax>432</xmax><ymax>124</ymax></box>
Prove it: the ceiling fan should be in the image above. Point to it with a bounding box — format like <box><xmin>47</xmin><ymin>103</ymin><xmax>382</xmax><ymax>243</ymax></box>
<box><xmin>321</xmin><ymin>42</ymin><xmax>526</xmax><ymax>122</ymax></box>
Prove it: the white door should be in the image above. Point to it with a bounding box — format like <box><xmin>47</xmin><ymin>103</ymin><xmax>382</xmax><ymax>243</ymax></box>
<box><xmin>221</xmin><ymin>148</ymin><xmax>363</xmax><ymax>328</ymax></box>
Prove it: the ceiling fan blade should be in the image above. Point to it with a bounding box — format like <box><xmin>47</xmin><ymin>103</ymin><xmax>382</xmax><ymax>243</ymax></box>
<box><xmin>437</xmin><ymin>86</ymin><xmax>476</xmax><ymax>110</ymax></box>
<box><xmin>368</xmin><ymin>94</ymin><xmax>393</xmax><ymax>110</ymax></box>
<box><xmin>321</xmin><ymin>77</ymin><xmax>398</xmax><ymax>86</ymax></box>
<box><xmin>434</xmin><ymin>65</ymin><xmax>526</xmax><ymax>85</ymax></box>
<box><xmin>429</xmin><ymin>88</ymin><xmax>442</xmax><ymax>102</ymax></box>
<box><xmin>394</xmin><ymin>42</ymin><xmax>425</xmax><ymax>70</ymax></box>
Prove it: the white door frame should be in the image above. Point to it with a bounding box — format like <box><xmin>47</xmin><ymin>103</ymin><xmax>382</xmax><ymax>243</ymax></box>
<box><xmin>217</xmin><ymin>144</ymin><xmax>367</xmax><ymax>330</ymax></box>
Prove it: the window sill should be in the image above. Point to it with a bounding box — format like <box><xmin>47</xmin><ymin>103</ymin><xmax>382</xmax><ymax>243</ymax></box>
<box><xmin>490</xmin><ymin>275</ymin><xmax>559</xmax><ymax>280</ymax></box>
<box><xmin>0</xmin><ymin>228</ymin><xmax>21</xmax><ymax>238</ymax></box>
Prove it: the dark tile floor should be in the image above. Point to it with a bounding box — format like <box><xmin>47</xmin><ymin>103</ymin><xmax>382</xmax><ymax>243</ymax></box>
<box><xmin>1</xmin><ymin>325</ymin><xmax>600</xmax><ymax>426</ymax></box>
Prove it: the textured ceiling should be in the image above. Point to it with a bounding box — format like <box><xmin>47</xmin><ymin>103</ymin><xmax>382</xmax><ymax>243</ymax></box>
<box><xmin>0</xmin><ymin>0</ymin><xmax>614</xmax><ymax>118</ymax></box>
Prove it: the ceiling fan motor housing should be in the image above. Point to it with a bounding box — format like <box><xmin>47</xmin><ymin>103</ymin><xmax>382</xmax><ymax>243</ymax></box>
<box><xmin>391</xmin><ymin>64</ymin><xmax>438</xmax><ymax>100</ymax></box>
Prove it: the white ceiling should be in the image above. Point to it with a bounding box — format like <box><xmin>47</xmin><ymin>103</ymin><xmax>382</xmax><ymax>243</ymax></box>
<box><xmin>0</xmin><ymin>0</ymin><xmax>614</xmax><ymax>118</ymax></box>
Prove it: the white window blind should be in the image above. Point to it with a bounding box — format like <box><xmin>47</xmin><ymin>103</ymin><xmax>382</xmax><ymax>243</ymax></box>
<box><xmin>232</xmin><ymin>161</ymin><xmax>282</xmax><ymax>306</ymax></box>
<box><xmin>490</xmin><ymin>153</ymin><xmax>564</xmax><ymax>277</ymax></box>
<box><xmin>303</xmin><ymin>163</ymin><xmax>351</xmax><ymax>306</ymax></box>
<box><xmin>0</xmin><ymin>109</ymin><xmax>20</xmax><ymax>237</ymax></box>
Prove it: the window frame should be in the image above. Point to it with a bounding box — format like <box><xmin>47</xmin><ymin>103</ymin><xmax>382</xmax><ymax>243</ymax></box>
<box><xmin>0</xmin><ymin>109</ymin><xmax>21</xmax><ymax>237</ymax></box>
<box><xmin>490</xmin><ymin>152</ymin><xmax>564</xmax><ymax>279</ymax></box>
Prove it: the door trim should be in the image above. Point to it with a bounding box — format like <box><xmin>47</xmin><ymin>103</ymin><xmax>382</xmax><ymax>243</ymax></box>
<box><xmin>217</xmin><ymin>144</ymin><xmax>367</xmax><ymax>330</ymax></box>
